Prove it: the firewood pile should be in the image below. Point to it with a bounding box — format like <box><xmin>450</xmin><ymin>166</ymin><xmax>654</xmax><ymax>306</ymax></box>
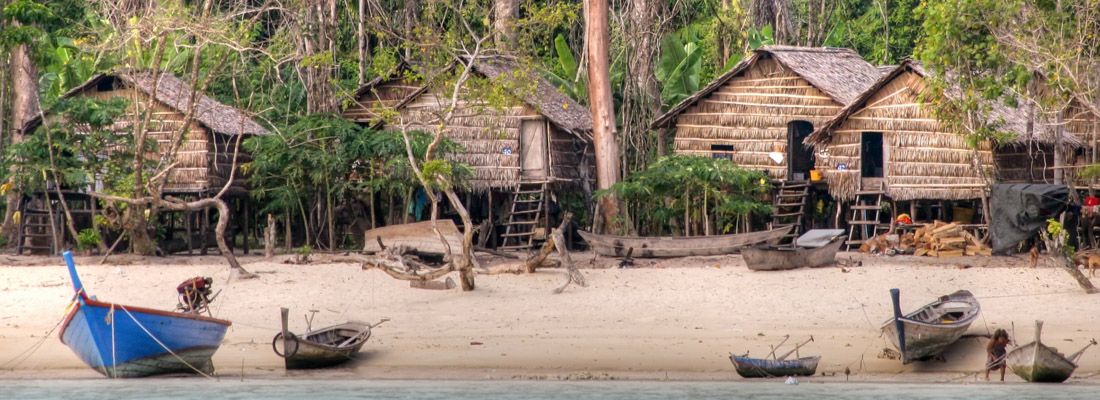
<box><xmin>859</xmin><ymin>221</ymin><xmax>992</xmax><ymax>257</ymax></box>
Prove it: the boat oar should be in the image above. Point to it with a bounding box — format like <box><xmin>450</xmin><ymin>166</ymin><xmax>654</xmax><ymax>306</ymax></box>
<box><xmin>370</xmin><ymin>317</ymin><xmax>390</xmax><ymax>329</ymax></box>
<box><xmin>766</xmin><ymin>335</ymin><xmax>791</xmax><ymax>360</ymax></box>
<box><xmin>1067</xmin><ymin>338</ymin><xmax>1098</xmax><ymax>364</ymax></box>
<box><xmin>890</xmin><ymin>288</ymin><xmax>907</xmax><ymax>362</ymax></box>
<box><xmin>777</xmin><ymin>336</ymin><xmax>814</xmax><ymax>361</ymax></box>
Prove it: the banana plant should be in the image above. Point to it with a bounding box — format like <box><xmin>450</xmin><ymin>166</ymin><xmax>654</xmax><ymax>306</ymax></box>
<box><xmin>544</xmin><ymin>34</ymin><xmax>587</xmax><ymax>102</ymax></box>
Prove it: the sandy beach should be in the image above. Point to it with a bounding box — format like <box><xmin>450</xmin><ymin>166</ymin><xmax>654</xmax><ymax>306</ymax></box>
<box><xmin>1</xmin><ymin>252</ymin><xmax>1098</xmax><ymax>382</ymax></box>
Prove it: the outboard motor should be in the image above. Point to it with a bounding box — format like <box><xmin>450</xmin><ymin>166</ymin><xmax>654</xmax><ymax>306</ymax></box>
<box><xmin>177</xmin><ymin>276</ymin><xmax>216</xmax><ymax>314</ymax></box>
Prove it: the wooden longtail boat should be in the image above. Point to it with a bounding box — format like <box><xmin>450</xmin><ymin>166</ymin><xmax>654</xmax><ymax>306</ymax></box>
<box><xmin>883</xmin><ymin>289</ymin><xmax>980</xmax><ymax>364</ymax></box>
<box><xmin>577</xmin><ymin>226</ymin><xmax>791</xmax><ymax>258</ymax></box>
<box><xmin>59</xmin><ymin>252</ymin><xmax>231</xmax><ymax>377</ymax></box>
<box><xmin>1006</xmin><ymin>321</ymin><xmax>1097</xmax><ymax>383</ymax></box>
<box><xmin>729</xmin><ymin>355</ymin><xmax>821</xmax><ymax>378</ymax></box>
<box><xmin>273</xmin><ymin>308</ymin><xmax>384</xmax><ymax>369</ymax></box>
<box><xmin>742</xmin><ymin>230</ymin><xmax>846</xmax><ymax>271</ymax></box>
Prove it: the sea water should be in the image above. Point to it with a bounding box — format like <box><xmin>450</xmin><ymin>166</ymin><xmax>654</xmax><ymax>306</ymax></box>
<box><xmin>2</xmin><ymin>380</ymin><xmax>1098</xmax><ymax>400</ymax></box>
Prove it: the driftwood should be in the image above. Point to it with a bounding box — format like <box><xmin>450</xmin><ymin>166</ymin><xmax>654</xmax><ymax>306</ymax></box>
<box><xmin>1041</xmin><ymin>233</ymin><xmax>1098</xmax><ymax>294</ymax></box>
<box><xmin>525</xmin><ymin>213</ymin><xmax>573</xmax><ymax>273</ymax></box>
<box><xmin>410</xmin><ymin>278</ymin><xmax>457</xmax><ymax>290</ymax></box>
<box><xmin>551</xmin><ymin>226</ymin><xmax>586</xmax><ymax>294</ymax></box>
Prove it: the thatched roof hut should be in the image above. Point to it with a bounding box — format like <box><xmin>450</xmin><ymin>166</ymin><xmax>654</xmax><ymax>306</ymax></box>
<box><xmin>23</xmin><ymin>71</ymin><xmax>269</xmax><ymax>195</ymax></box>
<box><xmin>650</xmin><ymin>46</ymin><xmax>882</xmax><ymax>181</ymax></box>
<box><xmin>343</xmin><ymin>56</ymin><xmax>594</xmax><ymax>190</ymax></box>
<box><xmin>806</xmin><ymin>60</ymin><xmax>1083</xmax><ymax>201</ymax></box>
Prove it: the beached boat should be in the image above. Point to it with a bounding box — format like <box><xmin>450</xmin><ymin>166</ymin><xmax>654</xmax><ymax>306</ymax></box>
<box><xmin>273</xmin><ymin>308</ymin><xmax>383</xmax><ymax>369</ymax></box>
<box><xmin>882</xmin><ymin>289</ymin><xmax>980</xmax><ymax>364</ymax></box>
<box><xmin>742</xmin><ymin>229</ymin><xmax>846</xmax><ymax>271</ymax></box>
<box><xmin>729</xmin><ymin>355</ymin><xmax>821</xmax><ymax>378</ymax></box>
<box><xmin>1006</xmin><ymin>321</ymin><xmax>1097</xmax><ymax>383</ymax></box>
<box><xmin>577</xmin><ymin>226</ymin><xmax>791</xmax><ymax>258</ymax></box>
<box><xmin>58</xmin><ymin>252</ymin><xmax>231</xmax><ymax>377</ymax></box>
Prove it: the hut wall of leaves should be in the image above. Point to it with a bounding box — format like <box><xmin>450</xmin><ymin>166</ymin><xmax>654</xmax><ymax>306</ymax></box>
<box><xmin>19</xmin><ymin>71</ymin><xmax>270</xmax><ymax>254</ymax></box>
<box><xmin>651</xmin><ymin>46</ymin><xmax>882</xmax><ymax>182</ymax></box>
<box><xmin>806</xmin><ymin>60</ymin><xmax>1085</xmax><ymax>225</ymax></box>
<box><xmin>342</xmin><ymin>56</ymin><xmax>594</xmax><ymax>244</ymax></box>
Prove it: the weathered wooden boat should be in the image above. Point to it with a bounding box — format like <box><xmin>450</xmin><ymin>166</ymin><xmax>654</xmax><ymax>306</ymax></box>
<box><xmin>578</xmin><ymin>226</ymin><xmax>791</xmax><ymax>258</ymax></box>
<box><xmin>59</xmin><ymin>252</ymin><xmax>231</xmax><ymax>377</ymax></box>
<box><xmin>729</xmin><ymin>336</ymin><xmax>818</xmax><ymax>378</ymax></box>
<box><xmin>273</xmin><ymin>308</ymin><xmax>385</xmax><ymax>369</ymax></box>
<box><xmin>882</xmin><ymin>289</ymin><xmax>980</xmax><ymax>364</ymax></box>
<box><xmin>729</xmin><ymin>355</ymin><xmax>821</xmax><ymax>378</ymax></box>
<box><xmin>1007</xmin><ymin>320</ymin><xmax>1097</xmax><ymax>383</ymax></box>
<box><xmin>742</xmin><ymin>229</ymin><xmax>846</xmax><ymax>271</ymax></box>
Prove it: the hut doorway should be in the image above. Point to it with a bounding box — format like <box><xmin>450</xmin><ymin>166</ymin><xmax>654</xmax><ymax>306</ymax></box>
<box><xmin>519</xmin><ymin>119</ymin><xmax>549</xmax><ymax>180</ymax></box>
<box><xmin>861</xmin><ymin>132</ymin><xmax>884</xmax><ymax>178</ymax></box>
<box><xmin>787</xmin><ymin>121</ymin><xmax>815</xmax><ymax>181</ymax></box>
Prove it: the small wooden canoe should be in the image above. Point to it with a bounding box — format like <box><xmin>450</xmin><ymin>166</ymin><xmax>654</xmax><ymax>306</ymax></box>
<box><xmin>578</xmin><ymin>226</ymin><xmax>791</xmax><ymax>258</ymax></box>
<box><xmin>273</xmin><ymin>308</ymin><xmax>384</xmax><ymax>370</ymax></box>
<box><xmin>1007</xmin><ymin>320</ymin><xmax>1096</xmax><ymax>383</ymax></box>
<box><xmin>729</xmin><ymin>355</ymin><xmax>820</xmax><ymax>378</ymax></box>
<box><xmin>742</xmin><ymin>230</ymin><xmax>846</xmax><ymax>271</ymax></box>
<box><xmin>882</xmin><ymin>289</ymin><xmax>981</xmax><ymax>364</ymax></box>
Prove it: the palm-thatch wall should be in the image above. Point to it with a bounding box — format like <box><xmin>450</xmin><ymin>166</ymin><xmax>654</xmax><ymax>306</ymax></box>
<box><xmin>343</xmin><ymin>57</ymin><xmax>594</xmax><ymax>191</ymax></box>
<box><xmin>808</xmin><ymin>60</ymin><xmax>1083</xmax><ymax>201</ymax></box>
<box><xmin>23</xmin><ymin>72</ymin><xmax>269</xmax><ymax>195</ymax></box>
<box><xmin>651</xmin><ymin>46</ymin><xmax>881</xmax><ymax>180</ymax></box>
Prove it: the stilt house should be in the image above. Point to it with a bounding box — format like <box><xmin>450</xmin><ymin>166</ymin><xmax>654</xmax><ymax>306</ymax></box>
<box><xmin>343</xmin><ymin>56</ymin><xmax>594</xmax><ymax>250</ymax></box>
<box><xmin>649</xmin><ymin>46</ymin><xmax>882</xmax><ymax>242</ymax></box>
<box><xmin>805</xmin><ymin>60</ymin><xmax>1084</xmax><ymax>247</ymax></box>
<box><xmin>19</xmin><ymin>71</ymin><xmax>270</xmax><ymax>255</ymax></box>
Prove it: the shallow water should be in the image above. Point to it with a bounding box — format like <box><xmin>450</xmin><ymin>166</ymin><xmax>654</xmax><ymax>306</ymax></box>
<box><xmin>3</xmin><ymin>380</ymin><xmax>1098</xmax><ymax>400</ymax></box>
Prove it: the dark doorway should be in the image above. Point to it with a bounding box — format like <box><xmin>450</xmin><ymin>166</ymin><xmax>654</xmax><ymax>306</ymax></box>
<box><xmin>788</xmin><ymin>121</ymin><xmax>814</xmax><ymax>180</ymax></box>
<box><xmin>861</xmin><ymin>132</ymin><xmax>884</xmax><ymax>178</ymax></box>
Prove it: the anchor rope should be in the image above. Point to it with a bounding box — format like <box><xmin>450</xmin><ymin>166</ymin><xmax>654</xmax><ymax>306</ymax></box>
<box><xmin>118</xmin><ymin>305</ymin><xmax>216</xmax><ymax>380</ymax></box>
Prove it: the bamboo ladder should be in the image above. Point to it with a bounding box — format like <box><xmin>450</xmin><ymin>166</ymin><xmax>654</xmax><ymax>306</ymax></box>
<box><xmin>845</xmin><ymin>182</ymin><xmax>888</xmax><ymax>251</ymax></box>
<box><xmin>499</xmin><ymin>180</ymin><xmax>548</xmax><ymax>251</ymax></box>
<box><xmin>771</xmin><ymin>181</ymin><xmax>809</xmax><ymax>246</ymax></box>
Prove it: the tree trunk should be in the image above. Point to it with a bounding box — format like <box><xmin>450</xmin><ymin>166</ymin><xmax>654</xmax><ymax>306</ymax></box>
<box><xmin>492</xmin><ymin>0</ymin><xmax>518</xmax><ymax>50</ymax></box>
<box><xmin>297</xmin><ymin>0</ymin><xmax>339</xmax><ymax>114</ymax></box>
<box><xmin>620</xmin><ymin>0</ymin><xmax>664</xmax><ymax>170</ymax></box>
<box><xmin>358</xmin><ymin>0</ymin><xmax>368</xmax><ymax>86</ymax></box>
<box><xmin>586</xmin><ymin>0</ymin><xmax>622</xmax><ymax>233</ymax></box>
<box><xmin>265</xmin><ymin>213</ymin><xmax>275</xmax><ymax>258</ymax></box>
<box><xmin>2</xmin><ymin>43</ymin><xmax>39</xmax><ymax>243</ymax></box>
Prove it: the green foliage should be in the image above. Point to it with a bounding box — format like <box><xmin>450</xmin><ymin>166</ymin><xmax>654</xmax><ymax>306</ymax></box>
<box><xmin>656</xmin><ymin>30</ymin><xmax>703</xmax><ymax>108</ymax></box>
<box><xmin>543</xmin><ymin>34</ymin><xmax>587</xmax><ymax>101</ymax></box>
<box><xmin>76</xmin><ymin>228</ymin><xmax>100</xmax><ymax>250</ymax></box>
<box><xmin>598</xmin><ymin>155</ymin><xmax>772</xmax><ymax>235</ymax></box>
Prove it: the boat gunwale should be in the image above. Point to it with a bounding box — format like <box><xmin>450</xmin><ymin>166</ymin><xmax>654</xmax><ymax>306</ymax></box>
<box><xmin>60</xmin><ymin>297</ymin><xmax>232</xmax><ymax>345</ymax></box>
<box><xmin>878</xmin><ymin>290</ymin><xmax>981</xmax><ymax>331</ymax></box>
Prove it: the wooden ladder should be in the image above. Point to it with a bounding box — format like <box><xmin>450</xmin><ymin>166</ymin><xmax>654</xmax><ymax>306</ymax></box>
<box><xmin>16</xmin><ymin>196</ymin><xmax>60</xmax><ymax>255</ymax></box>
<box><xmin>845</xmin><ymin>183</ymin><xmax>888</xmax><ymax>251</ymax></box>
<box><xmin>772</xmin><ymin>181</ymin><xmax>809</xmax><ymax>246</ymax></box>
<box><xmin>499</xmin><ymin>180</ymin><xmax>548</xmax><ymax>252</ymax></box>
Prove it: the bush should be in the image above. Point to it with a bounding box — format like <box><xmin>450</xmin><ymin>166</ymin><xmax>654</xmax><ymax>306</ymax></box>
<box><xmin>76</xmin><ymin>228</ymin><xmax>100</xmax><ymax>250</ymax></box>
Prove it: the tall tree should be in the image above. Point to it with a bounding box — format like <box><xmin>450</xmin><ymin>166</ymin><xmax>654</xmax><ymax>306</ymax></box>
<box><xmin>618</xmin><ymin>0</ymin><xmax>665</xmax><ymax>165</ymax></box>
<box><xmin>492</xmin><ymin>0</ymin><xmax>518</xmax><ymax>50</ymax></box>
<box><xmin>586</xmin><ymin>0</ymin><xmax>622</xmax><ymax>231</ymax></box>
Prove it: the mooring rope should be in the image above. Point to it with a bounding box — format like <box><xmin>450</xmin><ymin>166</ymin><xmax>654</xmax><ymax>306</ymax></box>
<box><xmin>110</xmin><ymin>304</ymin><xmax>117</xmax><ymax>379</ymax></box>
<box><xmin>118</xmin><ymin>305</ymin><xmax>216</xmax><ymax>380</ymax></box>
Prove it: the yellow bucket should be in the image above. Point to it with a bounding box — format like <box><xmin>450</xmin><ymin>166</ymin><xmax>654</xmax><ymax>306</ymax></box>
<box><xmin>809</xmin><ymin>170</ymin><xmax>822</xmax><ymax>182</ymax></box>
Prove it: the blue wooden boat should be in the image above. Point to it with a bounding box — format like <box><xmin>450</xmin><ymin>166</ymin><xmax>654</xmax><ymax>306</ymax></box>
<box><xmin>58</xmin><ymin>251</ymin><xmax>232</xmax><ymax>377</ymax></box>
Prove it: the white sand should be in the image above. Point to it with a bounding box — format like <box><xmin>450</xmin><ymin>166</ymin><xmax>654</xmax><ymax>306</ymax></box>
<box><xmin>0</xmin><ymin>252</ymin><xmax>1097</xmax><ymax>382</ymax></box>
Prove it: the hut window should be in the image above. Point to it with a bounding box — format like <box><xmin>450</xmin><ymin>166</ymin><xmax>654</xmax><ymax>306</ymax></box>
<box><xmin>711</xmin><ymin>145</ymin><xmax>734</xmax><ymax>160</ymax></box>
<box><xmin>787</xmin><ymin>121</ymin><xmax>815</xmax><ymax>180</ymax></box>
<box><xmin>861</xmin><ymin>132</ymin><xmax>884</xmax><ymax>178</ymax></box>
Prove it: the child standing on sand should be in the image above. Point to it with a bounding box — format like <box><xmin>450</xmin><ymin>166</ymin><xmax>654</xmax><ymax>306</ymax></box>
<box><xmin>985</xmin><ymin>329</ymin><xmax>1011</xmax><ymax>381</ymax></box>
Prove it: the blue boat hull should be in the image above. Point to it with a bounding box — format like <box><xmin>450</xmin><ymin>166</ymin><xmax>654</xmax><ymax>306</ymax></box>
<box><xmin>60</xmin><ymin>299</ymin><xmax>231</xmax><ymax>378</ymax></box>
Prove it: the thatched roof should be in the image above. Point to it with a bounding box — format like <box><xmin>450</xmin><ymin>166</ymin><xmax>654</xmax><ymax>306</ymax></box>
<box><xmin>651</xmin><ymin>45</ymin><xmax>882</xmax><ymax>128</ymax></box>
<box><xmin>807</xmin><ymin>59</ymin><xmax>1084</xmax><ymax>148</ymax></box>
<box><xmin>350</xmin><ymin>56</ymin><xmax>593</xmax><ymax>139</ymax></box>
<box><xmin>24</xmin><ymin>71</ymin><xmax>269</xmax><ymax>136</ymax></box>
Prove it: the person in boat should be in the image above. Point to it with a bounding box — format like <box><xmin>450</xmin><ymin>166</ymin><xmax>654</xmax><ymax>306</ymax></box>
<box><xmin>985</xmin><ymin>328</ymin><xmax>1011</xmax><ymax>381</ymax></box>
<box><xmin>177</xmin><ymin>276</ymin><xmax>214</xmax><ymax>314</ymax></box>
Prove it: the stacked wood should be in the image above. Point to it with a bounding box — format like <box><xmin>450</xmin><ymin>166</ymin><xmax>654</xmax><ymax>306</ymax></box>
<box><xmin>859</xmin><ymin>221</ymin><xmax>991</xmax><ymax>257</ymax></box>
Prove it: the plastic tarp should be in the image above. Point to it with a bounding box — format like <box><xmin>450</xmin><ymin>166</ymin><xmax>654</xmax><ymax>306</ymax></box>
<box><xmin>990</xmin><ymin>184</ymin><xmax>1069</xmax><ymax>253</ymax></box>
